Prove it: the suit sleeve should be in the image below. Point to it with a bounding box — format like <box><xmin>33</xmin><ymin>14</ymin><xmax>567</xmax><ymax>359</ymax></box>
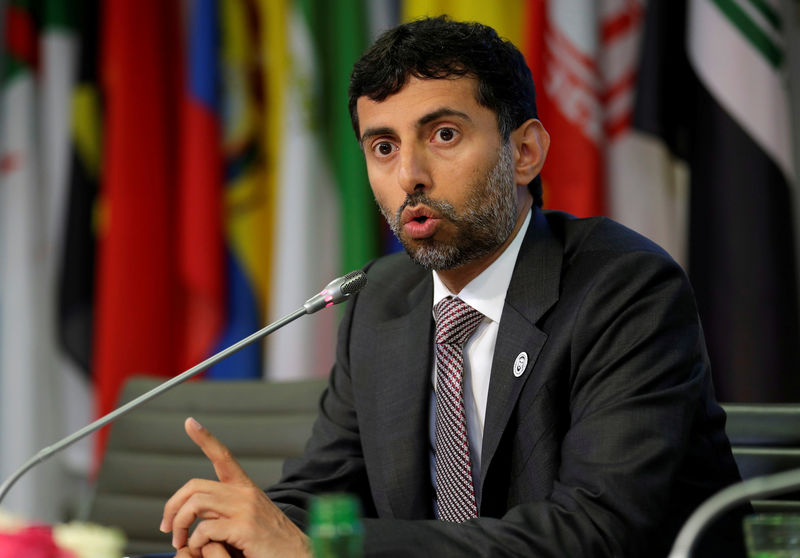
<box><xmin>266</xmin><ymin>270</ymin><xmax>377</xmax><ymax>526</ymax></box>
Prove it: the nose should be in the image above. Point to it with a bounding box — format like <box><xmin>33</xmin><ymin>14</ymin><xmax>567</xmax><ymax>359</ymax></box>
<box><xmin>397</xmin><ymin>145</ymin><xmax>431</xmax><ymax>195</ymax></box>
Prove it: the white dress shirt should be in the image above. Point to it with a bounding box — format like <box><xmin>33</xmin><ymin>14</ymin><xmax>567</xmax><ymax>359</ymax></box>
<box><xmin>429</xmin><ymin>209</ymin><xmax>532</xmax><ymax>512</ymax></box>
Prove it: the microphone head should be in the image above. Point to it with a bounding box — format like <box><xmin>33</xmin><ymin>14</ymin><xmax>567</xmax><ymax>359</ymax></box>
<box><xmin>340</xmin><ymin>270</ymin><xmax>368</xmax><ymax>296</ymax></box>
<box><xmin>304</xmin><ymin>270</ymin><xmax>368</xmax><ymax>314</ymax></box>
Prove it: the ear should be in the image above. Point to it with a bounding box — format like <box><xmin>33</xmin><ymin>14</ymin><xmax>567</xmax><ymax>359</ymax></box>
<box><xmin>509</xmin><ymin>119</ymin><xmax>550</xmax><ymax>187</ymax></box>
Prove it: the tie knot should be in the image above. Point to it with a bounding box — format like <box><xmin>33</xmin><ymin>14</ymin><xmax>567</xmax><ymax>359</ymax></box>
<box><xmin>434</xmin><ymin>297</ymin><xmax>484</xmax><ymax>346</ymax></box>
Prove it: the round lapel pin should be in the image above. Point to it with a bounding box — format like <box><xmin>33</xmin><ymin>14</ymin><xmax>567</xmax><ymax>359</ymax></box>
<box><xmin>513</xmin><ymin>352</ymin><xmax>528</xmax><ymax>377</ymax></box>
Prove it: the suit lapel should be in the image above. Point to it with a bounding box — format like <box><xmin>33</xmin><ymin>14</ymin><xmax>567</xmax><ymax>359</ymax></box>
<box><xmin>480</xmin><ymin>208</ymin><xmax>562</xmax><ymax>494</ymax></box>
<box><xmin>371</xmin><ymin>275</ymin><xmax>435</xmax><ymax>519</ymax></box>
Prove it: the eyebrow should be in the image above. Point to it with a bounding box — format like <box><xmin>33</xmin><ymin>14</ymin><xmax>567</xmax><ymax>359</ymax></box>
<box><xmin>417</xmin><ymin>107</ymin><xmax>472</xmax><ymax>127</ymax></box>
<box><xmin>359</xmin><ymin>107</ymin><xmax>473</xmax><ymax>146</ymax></box>
<box><xmin>359</xmin><ymin>126</ymin><xmax>395</xmax><ymax>146</ymax></box>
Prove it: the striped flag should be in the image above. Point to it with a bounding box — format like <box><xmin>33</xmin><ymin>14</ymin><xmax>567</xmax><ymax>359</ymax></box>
<box><xmin>599</xmin><ymin>0</ymin><xmax>688</xmax><ymax>265</ymax></box>
<box><xmin>312</xmin><ymin>0</ymin><xmax>378</xmax><ymax>274</ymax></box>
<box><xmin>207</xmin><ymin>0</ymin><xmax>270</xmax><ymax>379</ymax></box>
<box><xmin>0</xmin><ymin>0</ymin><xmax>62</xmax><ymax>521</ymax></box>
<box><xmin>40</xmin><ymin>0</ymin><xmax>94</xmax><ymax>501</ymax></box>
<box><xmin>93</xmin><ymin>1</ymin><xmax>183</xmax><ymax>454</ymax></box>
<box><xmin>57</xmin><ymin>2</ymin><xmax>99</xmax><ymax>385</ymax></box>
<box><xmin>687</xmin><ymin>0</ymin><xmax>799</xmax><ymax>400</ymax></box>
<box><xmin>265</xmin><ymin>0</ymin><xmax>341</xmax><ymax>380</ymax></box>
<box><xmin>178</xmin><ymin>0</ymin><xmax>226</xmax><ymax>373</ymax></box>
<box><xmin>523</xmin><ymin>1</ymin><xmax>688</xmax><ymax>263</ymax></box>
<box><xmin>524</xmin><ymin>0</ymin><xmax>605</xmax><ymax>217</ymax></box>
<box><xmin>636</xmin><ymin>0</ymin><xmax>800</xmax><ymax>401</ymax></box>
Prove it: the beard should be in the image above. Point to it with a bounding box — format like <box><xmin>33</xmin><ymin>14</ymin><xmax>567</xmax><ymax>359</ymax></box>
<box><xmin>378</xmin><ymin>142</ymin><xmax>518</xmax><ymax>271</ymax></box>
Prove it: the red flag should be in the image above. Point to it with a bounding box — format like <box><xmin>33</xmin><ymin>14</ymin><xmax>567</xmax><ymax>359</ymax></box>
<box><xmin>177</xmin><ymin>0</ymin><xmax>225</xmax><ymax>371</ymax></box>
<box><xmin>524</xmin><ymin>0</ymin><xmax>604</xmax><ymax>217</ymax></box>
<box><xmin>94</xmin><ymin>0</ymin><xmax>183</xmax><ymax>458</ymax></box>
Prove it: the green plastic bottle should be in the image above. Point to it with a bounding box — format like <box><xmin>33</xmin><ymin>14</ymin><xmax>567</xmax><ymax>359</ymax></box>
<box><xmin>308</xmin><ymin>493</ymin><xmax>364</xmax><ymax>558</ymax></box>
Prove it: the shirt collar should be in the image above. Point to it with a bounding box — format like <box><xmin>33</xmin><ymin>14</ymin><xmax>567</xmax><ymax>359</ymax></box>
<box><xmin>432</xmin><ymin>209</ymin><xmax>532</xmax><ymax>323</ymax></box>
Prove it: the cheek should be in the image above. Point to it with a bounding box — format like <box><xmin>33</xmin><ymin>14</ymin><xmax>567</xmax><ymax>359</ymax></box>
<box><xmin>367</xmin><ymin>170</ymin><xmax>402</xmax><ymax>210</ymax></box>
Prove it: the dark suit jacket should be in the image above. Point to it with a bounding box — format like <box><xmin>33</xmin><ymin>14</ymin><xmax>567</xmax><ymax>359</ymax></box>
<box><xmin>268</xmin><ymin>208</ymin><xmax>745</xmax><ymax>557</ymax></box>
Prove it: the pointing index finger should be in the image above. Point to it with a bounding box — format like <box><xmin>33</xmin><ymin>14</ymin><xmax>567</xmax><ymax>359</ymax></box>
<box><xmin>185</xmin><ymin>417</ymin><xmax>251</xmax><ymax>485</ymax></box>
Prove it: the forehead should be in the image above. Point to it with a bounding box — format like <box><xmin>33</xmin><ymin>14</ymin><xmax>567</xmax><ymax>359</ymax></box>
<box><xmin>356</xmin><ymin>76</ymin><xmax>492</xmax><ymax>135</ymax></box>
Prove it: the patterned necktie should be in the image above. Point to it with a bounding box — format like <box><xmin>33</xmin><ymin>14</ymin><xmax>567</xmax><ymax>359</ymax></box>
<box><xmin>434</xmin><ymin>296</ymin><xmax>484</xmax><ymax>522</ymax></box>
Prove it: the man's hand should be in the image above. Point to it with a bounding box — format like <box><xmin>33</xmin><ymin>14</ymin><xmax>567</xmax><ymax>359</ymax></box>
<box><xmin>160</xmin><ymin>417</ymin><xmax>311</xmax><ymax>558</ymax></box>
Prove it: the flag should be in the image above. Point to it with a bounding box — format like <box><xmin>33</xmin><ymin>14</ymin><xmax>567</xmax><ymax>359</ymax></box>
<box><xmin>207</xmin><ymin>0</ymin><xmax>271</xmax><ymax>379</ymax></box>
<box><xmin>366</xmin><ymin>0</ymin><xmax>399</xmax><ymax>42</ymax></box>
<box><xmin>40</xmin><ymin>0</ymin><xmax>94</xmax><ymax>496</ymax></box>
<box><xmin>523</xmin><ymin>0</ymin><xmax>604</xmax><ymax>217</ymax></box>
<box><xmin>635</xmin><ymin>0</ymin><xmax>800</xmax><ymax>401</ymax></box>
<box><xmin>311</xmin><ymin>0</ymin><xmax>378</xmax><ymax>274</ymax></box>
<box><xmin>0</xmin><ymin>0</ymin><xmax>62</xmax><ymax>522</ymax></box>
<box><xmin>598</xmin><ymin>0</ymin><xmax>688</xmax><ymax>265</ymax></box>
<box><xmin>522</xmin><ymin>1</ymin><xmax>689</xmax><ymax>262</ymax></box>
<box><xmin>93</xmin><ymin>1</ymin><xmax>183</xmax><ymax>455</ymax></box>
<box><xmin>265</xmin><ymin>0</ymin><xmax>341</xmax><ymax>380</ymax></box>
<box><xmin>58</xmin><ymin>0</ymin><xmax>98</xmax><ymax>381</ymax></box>
<box><xmin>402</xmin><ymin>0</ymin><xmax>524</xmax><ymax>46</ymax></box>
<box><xmin>178</xmin><ymin>0</ymin><xmax>225</xmax><ymax>373</ymax></box>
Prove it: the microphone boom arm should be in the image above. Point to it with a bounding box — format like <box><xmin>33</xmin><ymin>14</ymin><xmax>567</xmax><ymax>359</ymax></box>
<box><xmin>0</xmin><ymin>269</ymin><xmax>367</xmax><ymax>505</ymax></box>
<box><xmin>0</xmin><ymin>307</ymin><xmax>306</xmax><ymax>504</ymax></box>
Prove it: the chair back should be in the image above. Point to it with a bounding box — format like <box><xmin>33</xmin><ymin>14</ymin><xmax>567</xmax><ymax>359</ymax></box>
<box><xmin>723</xmin><ymin>403</ymin><xmax>800</xmax><ymax>513</ymax></box>
<box><xmin>86</xmin><ymin>375</ymin><xmax>327</xmax><ymax>555</ymax></box>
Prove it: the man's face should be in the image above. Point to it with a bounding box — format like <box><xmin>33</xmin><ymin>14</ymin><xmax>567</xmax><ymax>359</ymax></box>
<box><xmin>356</xmin><ymin>76</ymin><xmax>520</xmax><ymax>270</ymax></box>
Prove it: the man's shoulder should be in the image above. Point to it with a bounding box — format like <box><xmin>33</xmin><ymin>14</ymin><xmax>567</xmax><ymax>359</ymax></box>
<box><xmin>542</xmin><ymin>209</ymin><xmax>676</xmax><ymax>264</ymax></box>
<box><xmin>356</xmin><ymin>251</ymin><xmax>429</xmax><ymax>309</ymax></box>
<box><xmin>364</xmin><ymin>250</ymin><xmax>426</xmax><ymax>283</ymax></box>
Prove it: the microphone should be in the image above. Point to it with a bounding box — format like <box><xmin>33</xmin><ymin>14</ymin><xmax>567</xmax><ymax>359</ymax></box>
<box><xmin>304</xmin><ymin>269</ymin><xmax>368</xmax><ymax>314</ymax></box>
<box><xmin>0</xmin><ymin>269</ymin><xmax>367</xmax><ymax>505</ymax></box>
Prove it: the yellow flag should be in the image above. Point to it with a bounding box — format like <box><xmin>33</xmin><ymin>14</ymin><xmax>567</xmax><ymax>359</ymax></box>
<box><xmin>402</xmin><ymin>0</ymin><xmax>524</xmax><ymax>46</ymax></box>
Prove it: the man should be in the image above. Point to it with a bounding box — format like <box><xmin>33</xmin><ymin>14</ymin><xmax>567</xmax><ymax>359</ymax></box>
<box><xmin>162</xmin><ymin>16</ymin><xmax>745</xmax><ymax>557</ymax></box>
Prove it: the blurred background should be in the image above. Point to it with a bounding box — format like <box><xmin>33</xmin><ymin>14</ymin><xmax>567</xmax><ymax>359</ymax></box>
<box><xmin>1</xmin><ymin>0</ymin><xmax>799</xmax><ymax>525</ymax></box>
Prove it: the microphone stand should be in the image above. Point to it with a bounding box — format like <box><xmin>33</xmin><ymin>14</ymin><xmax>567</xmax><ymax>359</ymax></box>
<box><xmin>0</xmin><ymin>307</ymin><xmax>305</xmax><ymax>505</ymax></box>
<box><xmin>0</xmin><ymin>269</ymin><xmax>367</xmax><ymax>505</ymax></box>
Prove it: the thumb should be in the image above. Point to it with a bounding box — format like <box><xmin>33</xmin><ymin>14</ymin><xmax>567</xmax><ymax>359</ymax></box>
<box><xmin>184</xmin><ymin>417</ymin><xmax>252</xmax><ymax>485</ymax></box>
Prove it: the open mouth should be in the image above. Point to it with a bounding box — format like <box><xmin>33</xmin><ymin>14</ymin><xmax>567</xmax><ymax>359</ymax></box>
<box><xmin>401</xmin><ymin>207</ymin><xmax>441</xmax><ymax>239</ymax></box>
<box><xmin>401</xmin><ymin>205</ymin><xmax>440</xmax><ymax>226</ymax></box>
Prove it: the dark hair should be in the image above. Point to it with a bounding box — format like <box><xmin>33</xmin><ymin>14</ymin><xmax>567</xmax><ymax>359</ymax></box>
<box><xmin>348</xmin><ymin>15</ymin><xmax>542</xmax><ymax>206</ymax></box>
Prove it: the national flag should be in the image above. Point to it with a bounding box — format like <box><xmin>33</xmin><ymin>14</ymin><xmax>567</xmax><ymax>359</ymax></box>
<box><xmin>365</xmin><ymin>0</ymin><xmax>399</xmax><ymax>42</ymax></box>
<box><xmin>178</xmin><ymin>0</ymin><xmax>225</xmax><ymax>373</ymax></box>
<box><xmin>402</xmin><ymin>0</ymin><xmax>524</xmax><ymax>47</ymax></box>
<box><xmin>0</xmin><ymin>0</ymin><xmax>62</xmax><ymax>522</ymax></box>
<box><xmin>597</xmin><ymin>0</ymin><xmax>688</xmax><ymax>265</ymax></box>
<box><xmin>57</xmin><ymin>1</ymin><xmax>98</xmax><ymax>377</ymax></box>
<box><xmin>58</xmin><ymin>11</ymin><xmax>101</xmax><ymax>448</ymax></box>
<box><xmin>522</xmin><ymin>1</ymin><xmax>689</xmax><ymax>263</ymax></box>
<box><xmin>635</xmin><ymin>0</ymin><xmax>800</xmax><ymax>401</ymax></box>
<box><xmin>265</xmin><ymin>0</ymin><xmax>341</xmax><ymax>380</ymax></box>
<box><xmin>40</xmin><ymin>0</ymin><xmax>94</xmax><ymax>503</ymax></box>
<box><xmin>523</xmin><ymin>0</ymin><xmax>605</xmax><ymax>217</ymax></box>
<box><xmin>93</xmin><ymin>1</ymin><xmax>183</xmax><ymax>454</ymax></box>
<box><xmin>310</xmin><ymin>0</ymin><xmax>378</xmax><ymax>274</ymax></box>
<box><xmin>208</xmin><ymin>0</ymin><xmax>270</xmax><ymax>379</ymax></box>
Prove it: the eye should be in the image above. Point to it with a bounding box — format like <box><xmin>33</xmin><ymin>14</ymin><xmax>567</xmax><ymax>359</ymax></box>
<box><xmin>434</xmin><ymin>127</ymin><xmax>458</xmax><ymax>143</ymax></box>
<box><xmin>372</xmin><ymin>141</ymin><xmax>396</xmax><ymax>157</ymax></box>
